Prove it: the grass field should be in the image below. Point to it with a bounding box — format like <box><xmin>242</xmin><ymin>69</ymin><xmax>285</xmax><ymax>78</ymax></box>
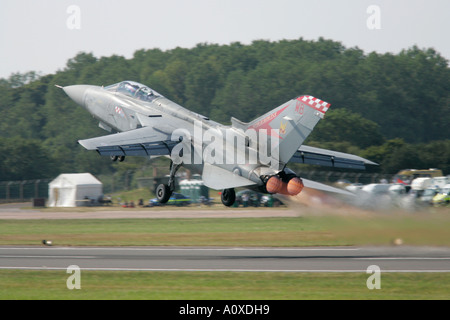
<box><xmin>0</xmin><ymin>214</ymin><xmax>449</xmax><ymax>247</ymax></box>
<box><xmin>1</xmin><ymin>270</ymin><xmax>449</xmax><ymax>300</ymax></box>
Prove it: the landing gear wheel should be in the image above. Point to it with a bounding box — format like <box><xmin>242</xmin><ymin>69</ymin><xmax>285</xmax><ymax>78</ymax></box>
<box><xmin>118</xmin><ymin>156</ymin><xmax>126</xmax><ymax>162</ymax></box>
<box><xmin>110</xmin><ymin>155</ymin><xmax>118</xmax><ymax>162</ymax></box>
<box><xmin>156</xmin><ymin>184</ymin><xmax>172</xmax><ymax>204</ymax></box>
<box><xmin>221</xmin><ymin>188</ymin><xmax>236</xmax><ymax>207</ymax></box>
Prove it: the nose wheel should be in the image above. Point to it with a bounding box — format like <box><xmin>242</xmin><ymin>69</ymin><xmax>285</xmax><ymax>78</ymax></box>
<box><xmin>110</xmin><ymin>155</ymin><xmax>125</xmax><ymax>162</ymax></box>
<box><xmin>221</xmin><ymin>188</ymin><xmax>236</xmax><ymax>207</ymax></box>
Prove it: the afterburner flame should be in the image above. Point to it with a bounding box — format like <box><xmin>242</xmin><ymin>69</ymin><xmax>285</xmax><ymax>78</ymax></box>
<box><xmin>266</xmin><ymin>176</ymin><xmax>282</xmax><ymax>194</ymax></box>
<box><xmin>287</xmin><ymin>177</ymin><xmax>304</xmax><ymax>195</ymax></box>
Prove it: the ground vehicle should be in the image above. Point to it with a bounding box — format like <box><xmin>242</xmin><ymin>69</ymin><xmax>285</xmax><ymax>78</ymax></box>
<box><xmin>410</xmin><ymin>178</ymin><xmax>432</xmax><ymax>197</ymax></box>
<box><xmin>234</xmin><ymin>189</ymin><xmax>283</xmax><ymax>207</ymax></box>
<box><xmin>260</xmin><ymin>195</ymin><xmax>284</xmax><ymax>207</ymax></box>
<box><xmin>149</xmin><ymin>192</ymin><xmax>192</xmax><ymax>207</ymax></box>
<box><xmin>361</xmin><ymin>184</ymin><xmax>391</xmax><ymax>194</ymax></box>
<box><xmin>430</xmin><ymin>176</ymin><xmax>448</xmax><ymax>189</ymax></box>
<box><xmin>394</xmin><ymin>169</ymin><xmax>443</xmax><ymax>186</ymax></box>
<box><xmin>356</xmin><ymin>184</ymin><xmax>392</xmax><ymax>210</ymax></box>
<box><xmin>432</xmin><ymin>184</ymin><xmax>450</xmax><ymax>207</ymax></box>
<box><xmin>234</xmin><ymin>190</ymin><xmax>262</xmax><ymax>207</ymax></box>
<box><xmin>388</xmin><ymin>184</ymin><xmax>407</xmax><ymax>196</ymax></box>
<box><xmin>420</xmin><ymin>188</ymin><xmax>439</xmax><ymax>205</ymax></box>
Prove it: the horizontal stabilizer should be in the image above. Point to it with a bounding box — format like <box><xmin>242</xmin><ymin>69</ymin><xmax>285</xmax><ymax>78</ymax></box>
<box><xmin>302</xmin><ymin>178</ymin><xmax>354</xmax><ymax>196</ymax></box>
<box><xmin>290</xmin><ymin>145</ymin><xmax>377</xmax><ymax>170</ymax></box>
<box><xmin>202</xmin><ymin>163</ymin><xmax>257</xmax><ymax>190</ymax></box>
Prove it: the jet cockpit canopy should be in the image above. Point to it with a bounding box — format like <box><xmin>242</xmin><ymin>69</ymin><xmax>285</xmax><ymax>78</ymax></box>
<box><xmin>105</xmin><ymin>81</ymin><xmax>163</xmax><ymax>102</ymax></box>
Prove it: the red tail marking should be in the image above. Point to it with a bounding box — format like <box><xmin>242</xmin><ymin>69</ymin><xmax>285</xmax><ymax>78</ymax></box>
<box><xmin>297</xmin><ymin>96</ymin><xmax>330</xmax><ymax>114</ymax></box>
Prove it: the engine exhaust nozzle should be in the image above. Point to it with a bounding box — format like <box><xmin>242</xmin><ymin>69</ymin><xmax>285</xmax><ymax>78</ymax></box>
<box><xmin>287</xmin><ymin>177</ymin><xmax>304</xmax><ymax>195</ymax></box>
<box><xmin>266</xmin><ymin>176</ymin><xmax>282</xmax><ymax>194</ymax></box>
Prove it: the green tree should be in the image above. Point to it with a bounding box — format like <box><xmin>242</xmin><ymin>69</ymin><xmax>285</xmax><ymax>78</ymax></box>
<box><xmin>309</xmin><ymin>108</ymin><xmax>384</xmax><ymax>149</ymax></box>
<box><xmin>0</xmin><ymin>137</ymin><xmax>58</xmax><ymax>181</ymax></box>
<box><xmin>184</xmin><ymin>56</ymin><xmax>221</xmax><ymax>114</ymax></box>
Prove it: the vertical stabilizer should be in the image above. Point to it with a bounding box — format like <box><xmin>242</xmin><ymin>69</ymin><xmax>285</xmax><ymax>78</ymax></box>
<box><xmin>231</xmin><ymin>95</ymin><xmax>331</xmax><ymax>165</ymax></box>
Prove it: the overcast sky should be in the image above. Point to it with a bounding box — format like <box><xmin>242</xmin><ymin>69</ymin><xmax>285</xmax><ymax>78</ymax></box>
<box><xmin>1</xmin><ymin>0</ymin><xmax>449</xmax><ymax>79</ymax></box>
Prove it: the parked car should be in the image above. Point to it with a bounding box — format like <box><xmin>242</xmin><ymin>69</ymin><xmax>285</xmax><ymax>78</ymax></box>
<box><xmin>235</xmin><ymin>190</ymin><xmax>262</xmax><ymax>207</ymax></box>
<box><xmin>420</xmin><ymin>188</ymin><xmax>440</xmax><ymax>205</ymax></box>
<box><xmin>234</xmin><ymin>189</ymin><xmax>284</xmax><ymax>207</ymax></box>
<box><xmin>149</xmin><ymin>192</ymin><xmax>192</xmax><ymax>207</ymax></box>
<box><xmin>432</xmin><ymin>184</ymin><xmax>450</xmax><ymax>207</ymax></box>
<box><xmin>260</xmin><ymin>194</ymin><xmax>284</xmax><ymax>207</ymax></box>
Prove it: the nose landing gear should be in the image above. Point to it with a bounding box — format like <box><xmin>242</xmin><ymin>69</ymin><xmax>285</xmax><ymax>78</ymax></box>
<box><xmin>110</xmin><ymin>155</ymin><xmax>125</xmax><ymax>162</ymax></box>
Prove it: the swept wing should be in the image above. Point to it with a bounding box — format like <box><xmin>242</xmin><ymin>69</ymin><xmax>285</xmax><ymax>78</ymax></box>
<box><xmin>289</xmin><ymin>145</ymin><xmax>377</xmax><ymax>170</ymax></box>
<box><xmin>78</xmin><ymin>126</ymin><xmax>176</xmax><ymax>157</ymax></box>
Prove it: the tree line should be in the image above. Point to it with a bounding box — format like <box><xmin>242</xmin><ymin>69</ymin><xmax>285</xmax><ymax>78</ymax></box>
<box><xmin>0</xmin><ymin>38</ymin><xmax>449</xmax><ymax>181</ymax></box>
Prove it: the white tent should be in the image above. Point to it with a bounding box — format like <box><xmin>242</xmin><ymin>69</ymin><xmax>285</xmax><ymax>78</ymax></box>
<box><xmin>48</xmin><ymin>173</ymin><xmax>103</xmax><ymax>207</ymax></box>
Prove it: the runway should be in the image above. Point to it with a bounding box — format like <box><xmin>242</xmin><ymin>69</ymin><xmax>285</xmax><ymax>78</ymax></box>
<box><xmin>0</xmin><ymin>202</ymin><xmax>300</xmax><ymax>219</ymax></box>
<box><xmin>1</xmin><ymin>246</ymin><xmax>450</xmax><ymax>272</ymax></box>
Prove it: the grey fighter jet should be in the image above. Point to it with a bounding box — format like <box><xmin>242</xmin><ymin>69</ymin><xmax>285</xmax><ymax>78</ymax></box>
<box><xmin>61</xmin><ymin>81</ymin><xmax>376</xmax><ymax>206</ymax></box>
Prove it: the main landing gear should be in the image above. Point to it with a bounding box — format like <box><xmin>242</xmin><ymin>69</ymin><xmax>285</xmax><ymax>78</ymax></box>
<box><xmin>155</xmin><ymin>161</ymin><xmax>237</xmax><ymax>207</ymax></box>
<box><xmin>156</xmin><ymin>161</ymin><xmax>181</xmax><ymax>204</ymax></box>
<box><xmin>221</xmin><ymin>188</ymin><xmax>236</xmax><ymax>207</ymax></box>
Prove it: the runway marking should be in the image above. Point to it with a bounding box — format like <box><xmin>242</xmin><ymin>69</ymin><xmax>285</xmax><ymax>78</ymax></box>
<box><xmin>0</xmin><ymin>247</ymin><xmax>360</xmax><ymax>251</ymax></box>
<box><xmin>355</xmin><ymin>257</ymin><xmax>450</xmax><ymax>260</ymax></box>
<box><xmin>0</xmin><ymin>255</ymin><xmax>95</xmax><ymax>259</ymax></box>
<box><xmin>0</xmin><ymin>266</ymin><xmax>450</xmax><ymax>273</ymax></box>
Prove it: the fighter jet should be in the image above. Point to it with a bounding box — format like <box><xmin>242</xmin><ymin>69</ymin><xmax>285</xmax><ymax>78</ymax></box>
<box><xmin>60</xmin><ymin>81</ymin><xmax>376</xmax><ymax>206</ymax></box>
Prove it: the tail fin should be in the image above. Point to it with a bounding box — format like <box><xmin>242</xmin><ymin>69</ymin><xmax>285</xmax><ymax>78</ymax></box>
<box><xmin>231</xmin><ymin>95</ymin><xmax>331</xmax><ymax>165</ymax></box>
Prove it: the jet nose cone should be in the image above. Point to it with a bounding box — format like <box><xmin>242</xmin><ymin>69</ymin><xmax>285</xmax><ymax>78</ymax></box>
<box><xmin>63</xmin><ymin>85</ymin><xmax>91</xmax><ymax>107</ymax></box>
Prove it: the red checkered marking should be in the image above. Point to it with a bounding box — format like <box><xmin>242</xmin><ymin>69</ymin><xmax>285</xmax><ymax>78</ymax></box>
<box><xmin>115</xmin><ymin>106</ymin><xmax>124</xmax><ymax>116</ymax></box>
<box><xmin>297</xmin><ymin>95</ymin><xmax>330</xmax><ymax>114</ymax></box>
